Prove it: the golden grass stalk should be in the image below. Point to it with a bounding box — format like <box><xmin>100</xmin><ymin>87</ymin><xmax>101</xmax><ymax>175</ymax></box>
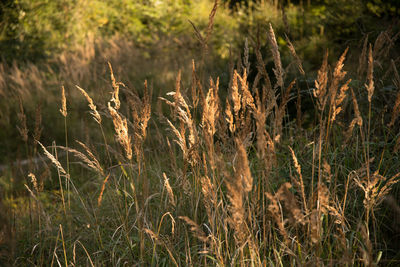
<box><xmin>253</xmin><ymin>91</ymin><xmax>267</xmax><ymax>160</ymax></box>
<box><xmin>97</xmin><ymin>173</ymin><xmax>110</xmax><ymax>207</ymax></box>
<box><xmin>76</xmin><ymin>85</ymin><xmax>101</xmax><ymax>124</ymax></box>
<box><xmin>108</xmin><ymin>103</ymin><xmax>132</xmax><ymax>160</ymax></box>
<box><xmin>225</xmin><ymin>98</ymin><xmax>235</xmax><ymax>133</ymax></box>
<box><xmin>173</xmin><ymin>70</ymin><xmax>182</xmax><ymax>120</ymax></box>
<box><xmin>37</xmin><ymin>140</ymin><xmax>67</xmax><ymax>215</ymax></box>
<box><xmin>322</xmin><ymin>160</ymin><xmax>332</xmax><ymax>183</ymax></box>
<box><xmin>60</xmin><ymin>224</ymin><xmax>68</xmax><ymax>266</ymax></box>
<box><xmin>314</xmin><ymin>51</ymin><xmax>329</xmax><ymax>111</ymax></box>
<box><xmin>108</xmin><ymin>62</ymin><xmax>122</xmax><ymax>110</ymax></box>
<box><xmin>200</xmin><ymin>175</ymin><xmax>217</xmax><ymax>223</ymax></box>
<box><xmin>317</xmin><ymin>183</ymin><xmax>330</xmax><ymax>213</ymax></box>
<box><xmin>163</xmin><ymin>79</ymin><xmax>198</xmax><ymax>165</ymax></box>
<box><xmin>202</xmin><ymin>78</ymin><xmax>219</xmax><ymax>137</ymax></box>
<box><xmin>373</xmin><ymin>30</ymin><xmax>393</xmax><ymax>61</ymax></box>
<box><xmin>365</xmin><ymin>44</ymin><xmax>374</xmax><ymax>103</ymax></box>
<box><xmin>188</xmin><ymin>0</ymin><xmax>218</xmax><ymax>54</ymax></box>
<box><xmin>311</xmin><ymin>183</ymin><xmax>331</xmax><ymax>245</ymax></box>
<box><xmin>24</xmin><ymin>184</ymin><xmax>37</xmax><ymax>200</ymax></box>
<box><xmin>143</xmin><ymin>228</ymin><xmax>160</xmax><ymax>244</ymax></box>
<box><xmin>253</xmin><ymin>39</ymin><xmax>273</xmax><ymax>94</ymax></box>
<box><xmin>345</xmin><ymin>88</ymin><xmax>363</xmax><ymax>143</ymax></box>
<box><xmin>225</xmin><ymin>69</ymin><xmax>255</xmax><ymax>139</ymax></box>
<box><xmin>143</xmin><ymin>227</ymin><xmax>178</xmax><ymax>267</ymax></box>
<box><xmin>334</xmin><ymin>79</ymin><xmax>351</xmax><ymax>109</ymax></box>
<box><xmin>265</xmin><ymin>189</ymin><xmax>289</xmax><ymax>245</ymax></box>
<box><xmin>59</xmin><ymin>86</ymin><xmax>70</xmax><ymax>209</ymax></box>
<box><xmin>75</xmin><ymin>140</ymin><xmax>102</xmax><ymax>170</ymax></box>
<box><xmin>354</xmin><ymin>170</ymin><xmax>400</xmax><ymax>222</ymax></box>
<box><xmin>329</xmin><ymin>47</ymin><xmax>348</xmax><ymax>109</ymax></box>
<box><xmin>226</xmin><ymin>174</ymin><xmax>247</xmax><ymax>245</ymax></box>
<box><xmin>310</xmin><ymin>209</ymin><xmax>320</xmax><ymax>244</ymax></box>
<box><xmin>251</xmin><ymin>72</ymin><xmax>262</xmax><ymax>94</ymax></box>
<box><xmin>59</xmin><ymin>143</ymin><xmax>103</xmax><ymax>175</ymax></box>
<box><xmin>28</xmin><ymin>173</ymin><xmax>39</xmax><ymax>193</ymax></box>
<box><xmin>178</xmin><ymin>216</ymin><xmax>208</xmax><ymax>243</ymax></box>
<box><xmin>331</xmin><ymin>79</ymin><xmax>351</xmax><ymax>123</ymax></box>
<box><xmin>166</xmin><ymin>118</ymin><xmax>187</xmax><ymax>156</ymax></box>
<box><xmin>166</xmin><ymin>80</ymin><xmax>194</xmax><ymax>127</ymax></box>
<box><xmin>37</xmin><ymin>141</ymin><xmax>67</xmax><ymax>175</ymax></box>
<box><xmin>127</xmin><ymin>81</ymin><xmax>151</xmax><ymax>165</ymax></box>
<box><xmin>231</xmin><ymin>70</ymin><xmax>242</xmax><ymax>118</ymax></box>
<box><xmin>205</xmin><ymin>0</ymin><xmax>218</xmax><ymax>45</ymax></box>
<box><xmin>236</xmin><ymin>138</ymin><xmax>253</xmax><ymax>193</ymax></box>
<box><xmin>288</xmin><ymin>146</ymin><xmax>309</xmax><ymax>215</ymax></box>
<box><xmin>202</xmin><ymin>78</ymin><xmax>219</xmax><ymax>170</ymax></box>
<box><xmin>267</xmin><ymin>23</ymin><xmax>284</xmax><ymax>89</ymax></box>
<box><xmin>278</xmin><ymin>182</ymin><xmax>304</xmax><ymax>225</ymax></box>
<box><xmin>285</xmin><ymin>34</ymin><xmax>305</xmax><ymax>76</ymax></box>
<box><xmin>253</xmin><ymin>93</ymin><xmax>276</xmax><ymax>173</ymax></box>
<box><xmin>351</xmin><ymin>88</ymin><xmax>362</xmax><ymax>125</ymax></box>
<box><xmin>188</xmin><ymin>20</ymin><xmax>205</xmax><ymax>47</ymax></box>
<box><xmin>163</xmin><ymin>173</ymin><xmax>176</xmax><ymax>207</ymax></box>
<box><xmin>225</xmin><ymin>138</ymin><xmax>252</xmax><ymax>245</ymax></box>
<box><xmin>59</xmin><ymin>86</ymin><xmax>67</xmax><ymax>117</ymax></box>
<box><xmin>238</xmin><ymin>69</ymin><xmax>255</xmax><ymax>111</ymax></box>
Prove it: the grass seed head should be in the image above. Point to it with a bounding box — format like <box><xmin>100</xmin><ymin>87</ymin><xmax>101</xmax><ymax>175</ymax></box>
<box><xmin>97</xmin><ymin>173</ymin><xmax>110</xmax><ymax>207</ymax></box>
<box><xmin>366</xmin><ymin>44</ymin><xmax>374</xmax><ymax>103</ymax></box>
<box><xmin>179</xmin><ymin>216</ymin><xmax>208</xmax><ymax>243</ymax></box>
<box><xmin>314</xmin><ymin>51</ymin><xmax>329</xmax><ymax>110</ymax></box>
<box><xmin>37</xmin><ymin>141</ymin><xmax>67</xmax><ymax>176</ymax></box>
<box><xmin>108</xmin><ymin>62</ymin><xmax>121</xmax><ymax>110</ymax></box>
<box><xmin>76</xmin><ymin>85</ymin><xmax>101</xmax><ymax>124</ymax></box>
<box><xmin>108</xmin><ymin>102</ymin><xmax>132</xmax><ymax>160</ymax></box>
<box><xmin>163</xmin><ymin>173</ymin><xmax>176</xmax><ymax>207</ymax></box>
<box><xmin>60</xmin><ymin>86</ymin><xmax>67</xmax><ymax>117</ymax></box>
<box><xmin>267</xmin><ymin>23</ymin><xmax>284</xmax><ymax>89</ymax></box>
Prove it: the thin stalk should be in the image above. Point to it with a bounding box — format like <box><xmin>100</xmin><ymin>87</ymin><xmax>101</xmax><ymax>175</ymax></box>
<box><xmin>367</xmin><ymin>102</ymin><xmax>372</xmax><ymax>182</ymax></box>
<box><xmin>64</xmin><ymin>116</ymin><xmax>70</xmax><ymax>210</ymax></box>
<box><xmin>59</xmin><ymin>224</ymin><xmax>68</xmax><ymax>267</ymax></box>
<box><xmin>50</xmin><ymin>226</ymin><xmax>61</xmax><ymax>267</ymax></box>
<box><xmin>99</xmin><ymin>123</ymin><xmax>112</xmax><ymax>166</ymax></box>
<box><xmin>56</xmin><ymin>164</ymin><xmax>67</xmax><ymax>217</ymax></box>
<box><xmin>128</xmin><ymin>158</ymin><xmax>143</xmax><ymax>262</ymax></box>
<box><xmin>357</xmin><ymin>117</ymin><xmax>369</xmax><ymax>223</ymax></box>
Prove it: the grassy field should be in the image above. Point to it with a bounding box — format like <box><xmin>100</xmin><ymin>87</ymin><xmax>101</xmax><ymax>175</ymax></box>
<box><xmin>1</xmin><ymin>1</ymin><xmax>400</xmax><ymax>266</ymax></box>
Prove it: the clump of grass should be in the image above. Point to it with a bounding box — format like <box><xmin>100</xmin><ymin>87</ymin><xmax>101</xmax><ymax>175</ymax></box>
<box><xmin>2</xmin><ymin>17</ymin><xmax>400</xmax><ymax>267</ymax></box>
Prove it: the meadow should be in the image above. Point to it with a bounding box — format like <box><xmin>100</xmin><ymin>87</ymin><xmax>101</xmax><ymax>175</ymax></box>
<box><xmin>0</xmin><ymin>0</ymin><xmax>400</xmax><ymax>266</ymax></box>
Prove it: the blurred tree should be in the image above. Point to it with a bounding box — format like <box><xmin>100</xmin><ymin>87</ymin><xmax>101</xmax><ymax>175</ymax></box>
<box><xmin>365</xmin><ymin>0</ymin><xmax>400</xmax><ymax>17</ymax></box>
<box><xmin>0</xmin><ymin>0</ymin><xmax>23</xmax><ymax>61</ymax></box>
<box><xmin>0</xmin><ymin>0</ymin><xmax>398</xmax><ymax>63</ymax></box>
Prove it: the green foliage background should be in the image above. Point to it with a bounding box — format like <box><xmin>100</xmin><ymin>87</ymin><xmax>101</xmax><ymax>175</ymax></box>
<box><xmin>1</xmin><ymin>0</ymin><xmax>398</xmax><ymax>63</ymax></box>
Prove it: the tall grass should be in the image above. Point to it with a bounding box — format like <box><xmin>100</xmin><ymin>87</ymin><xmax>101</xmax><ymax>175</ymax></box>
<box><xmin>1</xmin><ymin>7</ymin><xmax>400</xmax><ymax>267</ymax></box>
